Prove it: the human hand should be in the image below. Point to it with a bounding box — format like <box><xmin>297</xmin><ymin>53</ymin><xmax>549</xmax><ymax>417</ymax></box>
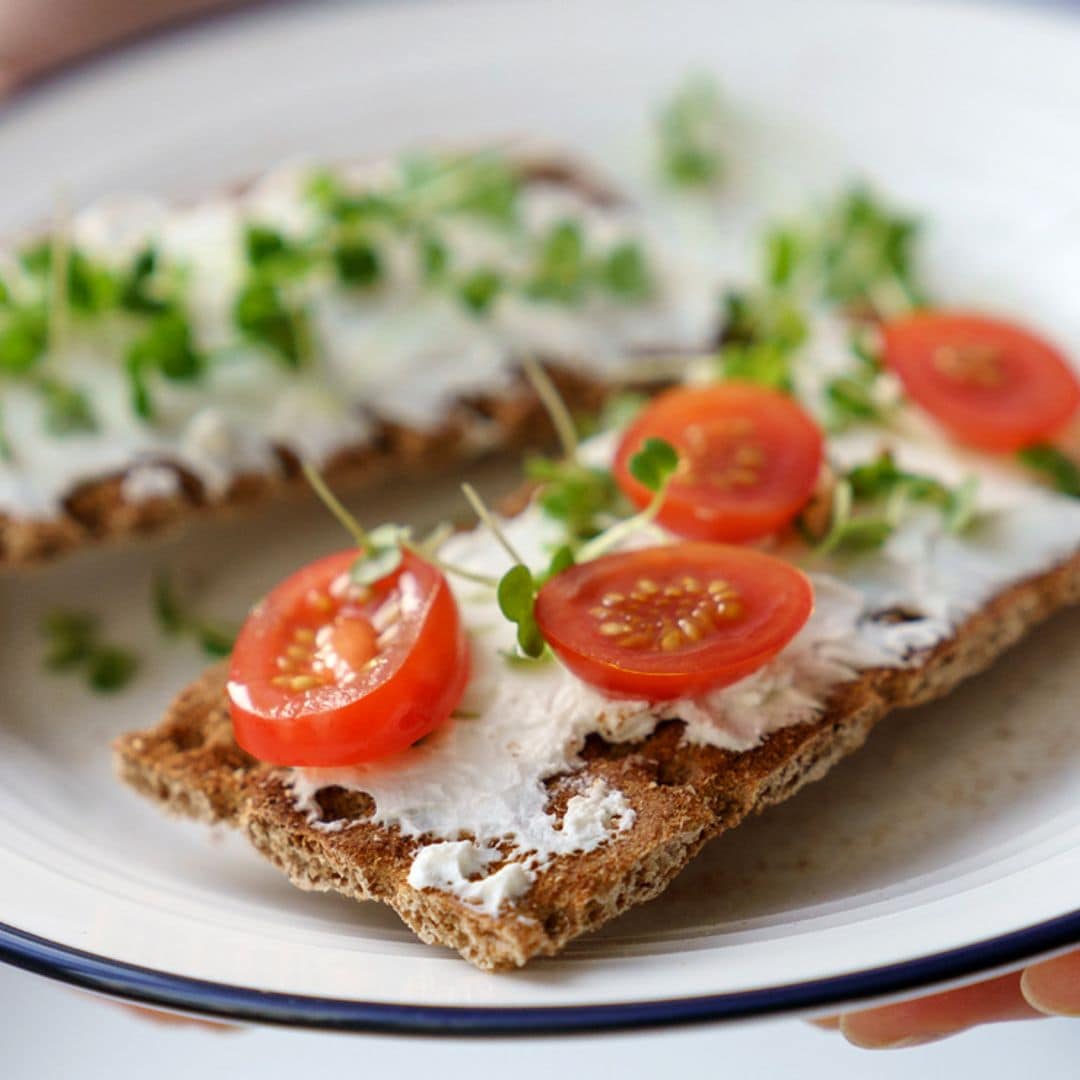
<box><xmin>815</xmin><ymin>949</ymin><xmax>1080</xmax><ymax>1049</ymax></box>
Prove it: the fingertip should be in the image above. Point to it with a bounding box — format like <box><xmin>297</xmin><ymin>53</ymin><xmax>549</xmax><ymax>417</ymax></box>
<box><xmin>1020</xmin><ymin>952</ymin><xmax>1080</xmax><ymax>1018</ymax></box>
<box><xmin>838</xmin><ymin>1014</ymin><xmax>957</xmax><ymax>1050</ymax></box>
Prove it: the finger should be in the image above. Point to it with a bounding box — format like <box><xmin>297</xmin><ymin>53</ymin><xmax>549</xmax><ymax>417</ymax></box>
<box><xmin>119</xmin><ymin>1004</ymin><xmax>237</xmax><ymax>1031</ymax></box>
<box><xmin>808</xmin><ymin>1015</ymin><xmax>841</xmax><ymax>1030</ymax></box>
<box><xmin>838</xmin><ymin>971</ymin><xmax>1042</xmax><ymax>1049</ymax></box>
<box><xmin>1021</xmin><ymin>951</ymin><xmax>1080</xmax><ymax>1017</ymax></box>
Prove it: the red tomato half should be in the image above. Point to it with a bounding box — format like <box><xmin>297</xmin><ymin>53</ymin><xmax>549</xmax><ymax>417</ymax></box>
<box><xmin>883</xmin><ymin>311</ymin><xmax>1080</xmax><ymax>452</ymax></box>
<box><xmin>613</xmin><ymin>384</ymin><xmax>824</xmax><ymax>542</ymax></box>
<box><xmin>227</xmin><ymin>549</ymin><xmax>469</xmax><ymax>766</ymax></box>
<box><xmin>535</xmin><ymin>543</ymin><xmax>813</xmax><ymax>701</ymax></box>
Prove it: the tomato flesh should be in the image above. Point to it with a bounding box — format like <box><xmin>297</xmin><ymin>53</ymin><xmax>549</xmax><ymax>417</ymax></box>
<box><xmin>614</xmin><ymin>384</ymin><xmax>824</xmax><ymax>542</ymax></box>
<box><xmin>227</xmin><ymin>549</ymin><xmax>469</xmax><ymax>766</ymax></box>
<box><xmin>535</xmin><ymin>543</ymin><xmax>813</xmax><ymax>701</ymax></box>
<box><xmin>883</xmin><ymin>311</ymin><xmax>1080</xmax><ymax>451</ymax></box>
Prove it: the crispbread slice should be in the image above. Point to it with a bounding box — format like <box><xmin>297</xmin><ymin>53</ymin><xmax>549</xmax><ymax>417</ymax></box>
<box><xmin>114</xmin><ymin>550</ymin><xmax>1080</xmax><ymax>970</ymax></box>
<box><xmin>0</xmin><ymin>366</ymin><xmax>607</xmax><ymax>566</ymax></box>
<box><xmin>0</xmin><ymin>150</ymin><xmax>692</xmax><ymax>568</ymax></box>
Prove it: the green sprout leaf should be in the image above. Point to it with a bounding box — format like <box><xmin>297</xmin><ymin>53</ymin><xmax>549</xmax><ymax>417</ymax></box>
<box><xmin>41</xmin><ymin>609</ymin><xmax>139</xmax><ymax>691</ymax></box>
<box><xmin>153</xmin><ymin>571</ymin><xmax>237</xmax><ymax>658</ymax></box>
<box><xmin>37</xmin><ymin>377</ymin><xmax>97</xmax><ymax>435</ymax></box>
<box><xmin>87</xmin><ymin>646</ymin><xmax>139</xmax><ymax>692</ymax></box>
<box><xmin>419</xmin><ymin>233</ymin><xmax>450</xmax><ymax>283</ymax></box>
<box><xmin>718</xmin><ymin>340</ymin><xmax>794</xmax><ymax>393</ymax></box>
<box><xmin>601</xmin><ymin>241</ymin><xmax>652</xmax><ymax>302</ymax></box>
<box><xmin>458</xmin><ymin>268</ymin><xmax>502</xmax><ymax>315</ymax></box>
<box><xmin>811</xmin><ymin>452</ymin><xmax>979</xmax><ymax>555</ymax></box>
<box><xmin>765</xmin><ymin>227</ymin><xmax>803</xmax><ymax>289</ymax></box>
<box><xmin>22</xmin><ymin>245</ymin><xmax>119</xmax><ymax>314</ymax></box>
<box><xmin>243</xmin><ymin>225</ymin><xmax>312</xmax><ymax>279</ymax></box>
<box><xmin>119</xmin><ymin>247</ymin><xmax>169</xmax><ymax>315</ymax></box>
<box><xmin>657</xmin><ymin>75</ymin><xmax>725</xmax><ymax>188</ymax></box>
<box><xmin>496</xmin><ymin>563</ymin><xmax>545</xmax><ymax>659</ymax></box>
<box><xmin>628</xmin><ymin>437</ymin><xmax>679</xmax><ymax>492</ymax></box>
<box><xmin>333</xmin><ymin>240</ymin><xmax>382</xmax><ymax>289</ymax></box>
<box><xmin>527</xmin><ymin>220</ymin><xmax>587</xmax><ymax>304</ymax></box>
<box><xmin>1017</xmin><ymin>443</ymin><xmax>1080</xmax><ymax>498</ymax></box>
<box><xmin>526</xmin><ymin>456</ymin><xmax>621</xmax><ymax>544</ymax></box>
<box><xmin>544</xmin><ymin>544</ymin><xmax>575</xmax><ymax>580</ymax></box>
<box><xmin>351</xmin><ymin>524</ymin><xmax>408</xmax><ymax>586</ymax></box>
<box><xmin>0</xmin><ymin>305</ymin><xmax>48</xmax><ymax>375</ymax></box>
<box><xmin>124</xmin><ymin>309</ymin><xmax>204</xmax><ymax>420</ymax></box>
<box><xmin>826</xmin><ymin>373</ymin><xmax>886</xmax><ymax>429</ymax></box>
<box><xmin>234</xmin><ymin>277</ymin><xmax>309</xmax><ymax>367</ymax></box>
<box><xmin>41</xmin><ymin>611</ymin><xmax>99</xmax><ymax>670</ymax></box>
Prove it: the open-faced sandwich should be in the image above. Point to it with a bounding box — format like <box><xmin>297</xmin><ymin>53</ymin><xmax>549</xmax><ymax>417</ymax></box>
<box><xmin>0</xmin><ymin>141</ymin><xmax>722</xmax><ymax>565</ymax></box>
<box><xmin>115</xmin><ymin>167</ymin><xmax>1080</xmax><ymax>967</ymax></box>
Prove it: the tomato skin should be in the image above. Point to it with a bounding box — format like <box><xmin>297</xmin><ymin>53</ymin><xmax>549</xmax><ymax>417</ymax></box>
<box><xmin>883</xmin><ymin>311</ymin><xmax>1080</xmax><ymax>452</ymax></box>
<box><xmin>534</xmin><ymin>543</ymin><xmax>813</xmax><ymax>702</ymax></box>
<box><xmin>228</xmin><ymin>549</ymin><xmax>469</xmax><ymax>766</ymax></box>
<box><xmin>613</xmin><ymin>384</ymin><xmax>824</xmax><ymax>542</ymax></box>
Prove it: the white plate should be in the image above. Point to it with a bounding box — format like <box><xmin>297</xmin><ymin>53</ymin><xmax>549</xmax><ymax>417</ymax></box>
<box><xmin>1</xmin><ymin>0</ymin><xmax>1078</xmax><ymax>1033</ymax></box>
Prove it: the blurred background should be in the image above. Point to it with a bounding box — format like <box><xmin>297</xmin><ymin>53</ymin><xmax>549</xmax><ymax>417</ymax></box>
<box><xmin>0</xmin><ymin>0</ymin><xmax>1077</xmax><ymax>1076</ymax></box>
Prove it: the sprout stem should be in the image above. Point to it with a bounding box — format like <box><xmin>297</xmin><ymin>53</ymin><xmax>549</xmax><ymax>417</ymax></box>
<box><xmin>301</xmin><ymin>462</ymin><xmax>369</xmax><ymax>549</ymax></box>
<box><xmin>521</xmin><ymin>356</ymin><xmax>578</xmax><ymax>460</ymax></box>
<box><xmin>461</xmin><ymin>482</ymin><xmax>527</xmax><ymax>566</ymax></box>
<box><xmin>577</xmin><ymin>479</ymin><xmax>670</xmax><ymax>562</ymax></box>
<box><xmin>48</xmin><ymin>190</ymin><xmax>71</xmax><ymax>359</ymax></box>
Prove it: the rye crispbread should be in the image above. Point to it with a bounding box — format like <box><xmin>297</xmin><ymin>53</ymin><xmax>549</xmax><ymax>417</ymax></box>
<box><xmin>114</xmin><ymin>548</ymin><xmax>1080</xmax><ymax>970</ymax></box>
<box><xmin>0</xmin><ymin>153</ymin><xmax>690</xmax><ymax>567</ymax></box>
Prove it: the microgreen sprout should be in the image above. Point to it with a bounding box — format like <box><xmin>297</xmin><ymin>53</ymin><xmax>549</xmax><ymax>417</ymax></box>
<box><xmin>153</xmin><ymin>571</ymin><xmax>237</xmax><ymax>657</ymax></box>
<box><xmin>805</xmin><ymin>451</ymin><xmax>979</xmax><ymax>556</ymax></box>
<box><xmin>521</xmin><ymin>356</ymin><xmax>578</xmax><ymax>461</ymax></box>
<box><xmin>657</xmin><ymin>75</ymin><xmax>726</xmax><ymax>189</ymax></box>
<box><xmin>41</xmin><ymin>610</ymin><xmax>138</xmax><ymax>692</ymax></box>
<box><xmin>496</xmin><ymin>563</ymin><xmax>545</xmax><ymax>658</ymax></box>
<box><xmin>519</xmin><ymin>357</ymin><xmax>627</xmax><ymax>544</ymax></box>
<box><xmin>301</xmin><ymin>463</ymin><xmax>496</xmax><ymax>589</ymax></box>
<box><xmin>36</xmin><ymin>376</ymin><xmax>97</xmax><ymax>435</ymax></box>
<box><xmin>576</xmin><ymin>438</ymin><xmax>679</xmax><ymax>562</ymax></box>
<box><xmin>461</xmin><ymin>482</ymin><xmax>526</xmax><ymax>566</ymax></box>
<box><xmin>47</xmin><ymin>193</ymin><xmax>71</xmax><ymax>359</ymax></box>
<box><xmin>1017</xmin><ymin>443</ymin><xmax>1080</xmax><ymax>498</ymax></box>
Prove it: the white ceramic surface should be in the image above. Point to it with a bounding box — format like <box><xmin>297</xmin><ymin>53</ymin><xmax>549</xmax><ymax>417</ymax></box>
<box><xmin>0</xmin><ymin>0</ymin><xmax>1078</xmax><ymax>1025</ymax></box>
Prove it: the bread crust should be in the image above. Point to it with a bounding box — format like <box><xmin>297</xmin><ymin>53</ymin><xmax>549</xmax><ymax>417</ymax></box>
<box><xmin>114</xmin><ymin>547</ymin><xmax>1080</xmax><ymax>970</ymax></box>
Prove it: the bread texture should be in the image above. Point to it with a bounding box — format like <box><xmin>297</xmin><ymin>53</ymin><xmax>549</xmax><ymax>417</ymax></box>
<box><xmin>0</xmin><ymin>153</ymin><xmax>686</xmax><ymax>568</ymax></box>
<box><xmin>114</xmin><ymin>548</ymin><xmax>1080</xmax><ymax>970</ymax></box>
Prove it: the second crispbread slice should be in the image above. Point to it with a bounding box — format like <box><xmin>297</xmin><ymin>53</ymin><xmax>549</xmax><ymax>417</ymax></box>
<box><xmin>114</xmin><ymin>549</ymin><xmax>1080</xmax><ymax>970</ymax></box>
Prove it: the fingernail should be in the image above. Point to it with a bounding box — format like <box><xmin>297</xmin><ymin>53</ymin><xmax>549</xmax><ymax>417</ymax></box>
<box><xmin>1021</xmin><ymin>971</ymin><xmax>1080</xmax><ymax>1018</ymax></box>
<box><xmin>840</xmin><ymin>1021</ymin><xmax>960</xmax><ymax>1049</ymax></box>
<box><xmin>809</xmin><ymin>1015</ymin><xmax>841</xmax><ymax>1030</ymax></box>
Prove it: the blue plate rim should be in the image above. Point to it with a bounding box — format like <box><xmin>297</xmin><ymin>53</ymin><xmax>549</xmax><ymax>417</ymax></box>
<box><xmin>0</xmin><ymin>909</ymin><xmax>1077</xmax><ymax>1035</ymax></box>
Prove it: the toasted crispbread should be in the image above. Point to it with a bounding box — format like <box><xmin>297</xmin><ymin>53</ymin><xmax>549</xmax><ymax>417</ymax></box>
<box><xmin>0</xmin><ymin>366</ymin><xmax>610</xmax><ymax>566</ymax></box>
<box><xmin>114</xmin><ymin>549</ymin><xmax>1080</xmax><ymax>970</ymax></box>
<box><xmin>0</xmin><ymin>152</ymin><xmax>692</xmax><ymax>568</ymax></box>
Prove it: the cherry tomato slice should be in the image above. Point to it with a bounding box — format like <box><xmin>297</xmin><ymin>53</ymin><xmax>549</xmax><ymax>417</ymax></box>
<box><xmin>883</xmin><ymin>311</ymin><xmax>1080</xmax><ymax>452</ymax></box>
<box><xmin>227</xmin><ymin>549</ymin><xmax>469</xmax><ymax>766</ymax></box>
<box><xmin>613</xmin><ymin>384</ymin><xmax>824</xmax><ymax>542</ymax></box>
<box><xmin>535</xmin><ymin>543</ymin><xmax>813</xmax><ymax>701</ymax></box>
